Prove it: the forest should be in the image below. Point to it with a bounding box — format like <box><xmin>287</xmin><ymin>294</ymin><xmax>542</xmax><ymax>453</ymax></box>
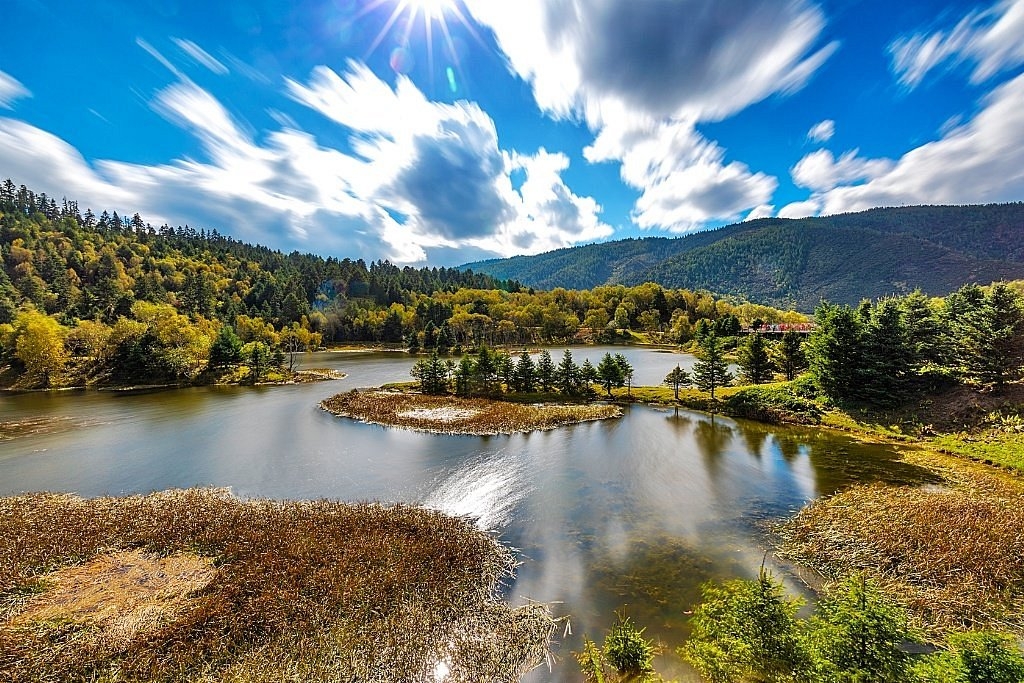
<box><xmin>0</xmin><ymin>181</ymin><xmax>802</xmax><ymax>388</ymax></box>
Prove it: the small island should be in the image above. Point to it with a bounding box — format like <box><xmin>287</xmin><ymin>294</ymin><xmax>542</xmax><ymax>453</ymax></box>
<box><xmin>321</xmin><ymin>390</ymin><xmax>621</xmax><ymax>435</ymax></box>
<box><xmin>320</xmin><ymin>347</ymin><xmax>631</xmax><ymax>435</ymax></box>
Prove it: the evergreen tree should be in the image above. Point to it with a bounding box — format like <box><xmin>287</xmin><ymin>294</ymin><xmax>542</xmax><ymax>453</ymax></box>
<box><xmin>454</xmin><ymin>356</ymin><xmax>474</xmax><ymax>396</ymax></box>
<box><xmin>597</xmin><ymin>352</ymin><xmax>625</xmax><ymax>397</ymax></box>
<box><xmin>777</xmin><ymin>329</ymin><xmax>807</xmax><ymax>381</ymax></box>
<box><xmin>859</xmin><ymin>298</ymin><xmax>913</xmax><ymax>407</ymax></box>
<box><xmin>950</xmin><ymin>283</ymin><xmax>1024</xmax><ymax>387</ymax></box>
<box><xmin>474</xmin><ymin>345</ymin><xmax>498</xmax><ymax>393</ymax></box>
<box><xmin>241</xmin><ymin>341</ymin><xmax>272</xmax><ymax>382</ymax></box>
<box><xmin>681</xmin><ymin>568</ymin><xmax>811</xmax><ymax>683</ymax></box>
<box><xmin>411</xmin><ymin>350</ymin><xmax>447</xmax><ymax>394</ymax></box>
<box><xmin>556</xmin><ymin>349</ymin><xmax>580</xmax><ymax>395</ymax></box>
<box><xmin>806</xmin><ymin>574</ymin><xmax>913</xmax><ymax>683</ymax></box>
<box><xmin>496</xmin><ymin>351</ymin><xmax>514</xmax><ymax>389</ymax></box>
<box><xmin>209</xmin><ymin>325</ymin><xmax>243</xmax><ymax>369</ymax></box>
<box><xmin>737</xmin><ymin>332</ymin><xmax>774</xmax><ymax>384</ymax></box>
<box><xmin>579</xmin><ymin>358</ymin><xmax>598</xmax><ymax>392</ymax></box>
<box><xmin>512</xmin><ymin>350</ymin><xmax>536</xmax><ymax>393</ymax></box>
<box><xmin>663</xmin><ymin>364</ymin><xmax>691</xmax><ymax>400</ymax></box>
<box><xmin>807</xmin><ymin>304</ymin><xmax>864</xmax><ymax>402</ymax></box>
<box><xmin>914</xmin><ymin>631</ymin><xmax>1024</xmax><ymax>683</ymax></box>
<box><xmin>693</xmin><ymin>332</ymin><xmax>733</xmax><ymax>399</ymax></box>
<box><xmin>900</xmin><ymin>289</ymin><xmax>943</xmax><ymax>369</ymax></box>
<box><xmin>614</xmin><ymin>353</ymin><xmax>634</xmax><ymax>398</ymax></box>
<box><xmin>536</xmin><ymin>349</ymin><xmax>556</xmax><ymax>392</ymax></box>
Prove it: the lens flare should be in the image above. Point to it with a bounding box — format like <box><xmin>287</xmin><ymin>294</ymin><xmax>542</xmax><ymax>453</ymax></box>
<box><xmin>359</xmin><ymin>0</ymin><xmax>482</xmax><ymax>85</ymax></box>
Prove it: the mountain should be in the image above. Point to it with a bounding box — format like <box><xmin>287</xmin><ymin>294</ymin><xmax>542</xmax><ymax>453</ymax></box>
<box><xmin>463</xmin><ymin>204</ymin><xmax>1024</xmax><ymax>310</ymax></box>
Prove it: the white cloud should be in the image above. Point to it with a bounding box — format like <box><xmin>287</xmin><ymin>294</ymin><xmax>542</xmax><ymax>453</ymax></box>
<box><xmin>585</xmin><ymin>119</ymin><xmax>777</xmax><ymax>231</ymax></box>
<box><xmin>464</xmin><ymin>0</ymin><xmax>836</xmax><ymax>127</ymax></box>
<box><xmin>778</xmin><ymin>198</ymin><xmax>821</xmax><ymax>219</ymax></box>
<box><xmin>787</xmin><ymin>72</ymin><xmax>1024</xmax><ymax>215</ymax></box>
<box><xmin>806</xmin><ymin>119</ymin><xmax>835</xmax><ymax>143</ymax></box>
<box><xmin>791</xmin><ymin>148</ymin><xmax>894</xmax><ymax>192</ymax></box>
<box><xmin>0</xmin><ymin>63</ymin><xmax>610</xmax><ymax>264</ymax></box>
<box><xmin>504</xmin><ymin>149</ymin><xmax>614</xmax><ymax>252</ymax></box>
<box><xmin>0</xmin><ymin>70</ymin><xmax>31</xmax><ymax>109</ymax></box>
<box><xmin>173</xmin><ymin>38</ymin><xmax>229</xmax><ymax>76</ymax></box>
<box><xmin>745</xmin><ymin>204</ymin><xmax>775</xmax><ymax>221</ymax></box>
<box><xmin>463</xmin><ymin>0</ymin><xmax>834</xmax><ymax>233</ymax></box>
<box><xmin>890</xmin><ymin>0</ymin><xmax>1024</xmax><ymax>88</ymax></box>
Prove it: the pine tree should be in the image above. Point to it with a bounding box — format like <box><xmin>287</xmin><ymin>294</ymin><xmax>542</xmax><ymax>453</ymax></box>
<box><xmin>693</xmin><ymin>332</ymin><xmax>733</xmax><ymax>399</ymax></box>
<box><xmin>556</xmin><ymin>349</ymin><xmax>580</xmax><ymax>395</ymax></box>
<box><xmin>536</xmin><ymin>349</ymin><xmax>556</xmax><ymax>392</ymax></box>
<box><xmin>737</xmin><ymin>332</ymin><xmax>774</xmax><ymax>384</ymax></box>
<box><xmin>663</xmin><ymin>364</ymin><xmax>691</xmax><ymax>400</ymax></box>
<box><xmin>209</xmin><ymin>325</ymin><xmax>243</xmax><ymax>368</ymax></box>
<box><xmin>777</xmin><ymin>329</ymin><xmax>807</xmax><ymax>381</ymax></box>
<box><xmin>614</xmin><ymin>354</ymin><xmax>634</xmax><ymax>398</ymax></box>
<box><xmin>806</xmin><ymin>303</ymin><xmax>864</xmax><ymax>401</ymax></box>
<box><xmin>512</xmin><ymin>350</ymin><xmax>536</xmax><ymax>393</ymax></box>
<box><xmin>597</xmin><ymin>352</ymin><xmax>624</xmax><ymax>397</ymax></box>
<box><xmin>859</xmin><ymin>299</ymin><xmax>913</xmax><ymax>407</ymax></box>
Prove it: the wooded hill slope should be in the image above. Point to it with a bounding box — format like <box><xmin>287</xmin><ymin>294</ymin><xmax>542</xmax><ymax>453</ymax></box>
<box><xmin>463</xmin><ymin>204</ymin><xmax>1024</xmax><ymax>310</ymax></box>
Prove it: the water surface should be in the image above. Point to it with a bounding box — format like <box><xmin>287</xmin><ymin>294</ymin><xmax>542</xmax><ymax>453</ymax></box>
<box><xmin>0</xmin><ymin>347</ymin><xmax>935</xmax><ymax>681</ymax></box>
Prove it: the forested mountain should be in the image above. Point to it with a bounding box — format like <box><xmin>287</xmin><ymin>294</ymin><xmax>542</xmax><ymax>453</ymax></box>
<box><xmin>0</xmin><ymin>179</ymin><xmax>517</xmax><ymax>331</ymax></box>
<box><xmin>463</xmin><ymin>204</ymin><xmax>1024</xmax><ymax>310</ymax></box>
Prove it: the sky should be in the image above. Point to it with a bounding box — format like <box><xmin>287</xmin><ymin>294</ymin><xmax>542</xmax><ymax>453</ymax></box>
<box><xmin>1</xmin><ymin>0</ymin><xmax>1023</xmax><ymax>266</ymax></box>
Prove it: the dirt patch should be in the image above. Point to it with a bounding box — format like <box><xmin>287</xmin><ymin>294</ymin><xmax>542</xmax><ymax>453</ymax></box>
<box><xmin>396</xmin><ymin>407</ymin><xmax>481</xmax><ymax>422</ymax></box>
<box><xmin>914</xmin><ymin>383</ymin><xmax>1024</xmax><ymax>432</ymax></box>
<box><xmin>9</xmin><ymin>549</ymin><xmax>215</xmax><ymax>644</ymax></box>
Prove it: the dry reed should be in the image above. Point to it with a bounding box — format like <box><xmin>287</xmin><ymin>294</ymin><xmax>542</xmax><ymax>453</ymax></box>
<box><xmin>321</xmin><ymin>390</ymin><xmax>622</xmax><ymax>435</ymax></box>
<box><xmin>0</xmin><ymin>488</ymin><xmax>554</xmax><ymax>682</ymax></box>
<box><xmin>777</xmin><ymin>474</ymin><xmax>1024</xmax><ymax>639</ymax></box>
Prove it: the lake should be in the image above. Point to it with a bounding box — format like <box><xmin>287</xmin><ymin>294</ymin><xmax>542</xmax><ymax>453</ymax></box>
<box><xmin>0</xmin><ymin>347</ymin><xmax>935</xmax><ymax>681</ymax></box>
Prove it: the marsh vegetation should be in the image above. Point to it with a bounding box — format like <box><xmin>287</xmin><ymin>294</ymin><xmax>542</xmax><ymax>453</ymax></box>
<box><xmin>0</xmin><ymin>489</ymin><xmax>554</xmax><ymax>683</ymax></box>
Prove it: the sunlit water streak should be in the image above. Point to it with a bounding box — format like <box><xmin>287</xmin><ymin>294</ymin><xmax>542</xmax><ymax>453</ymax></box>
<box><xmin>423</xmin><ymin>447</ymin><xmax>533</xmax><ymax>531</ymax></box>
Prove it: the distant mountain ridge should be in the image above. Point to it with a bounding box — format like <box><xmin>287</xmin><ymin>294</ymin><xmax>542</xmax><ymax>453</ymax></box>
<box><xmin>462</xmin><ymin>204</ymin><xmax>1024</xmax><ymax>310</ymax></box>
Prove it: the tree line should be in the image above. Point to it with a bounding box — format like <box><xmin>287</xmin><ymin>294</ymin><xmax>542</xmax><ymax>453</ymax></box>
<box><xmin>412</xmin><ymin>348</ymin><xmax>636</xmax><ymax>399</ymax></box>
<box><xmin>807</xmin><ymin>284</ymin><xmax>1024</xmax><ymax>406</ymax></box>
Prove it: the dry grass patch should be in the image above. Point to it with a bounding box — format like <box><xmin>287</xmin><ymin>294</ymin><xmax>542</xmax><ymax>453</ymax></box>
<box><xmin>778</xmin><ymin>470</ymin><xmax>1024</xmax><ymax>639</ymax></box>
<box><xmin>321</xmin><ymin>390</ymin><xmax>621</xmax><ymax>435</ymax></box>
<box><xmin>0</xmin><ymin>489</ymin><xmax>554</xmax><ymax>683</ymax></box>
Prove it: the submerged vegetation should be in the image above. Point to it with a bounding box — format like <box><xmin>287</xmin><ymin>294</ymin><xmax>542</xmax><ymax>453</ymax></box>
<box><xmin>0</xmin><ymin>489</ymin><xmax>554</xmax><ymax>683</ymax></box>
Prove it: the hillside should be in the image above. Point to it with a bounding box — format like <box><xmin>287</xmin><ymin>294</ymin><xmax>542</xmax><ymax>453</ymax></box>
<box><xmin>463</xmin><ymin>204</ymin><xmax>1024</xmax><ymax>310</ymax></box>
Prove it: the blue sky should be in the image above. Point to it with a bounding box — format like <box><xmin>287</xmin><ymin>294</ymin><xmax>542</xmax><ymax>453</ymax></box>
<box><xmin>2</xmin><ymin>0</ymin><xmax>1023</xmax><ymax>266</ymax></box>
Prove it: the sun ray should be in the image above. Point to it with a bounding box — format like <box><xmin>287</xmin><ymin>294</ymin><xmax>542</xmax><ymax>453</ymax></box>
<box><xmin>363</xmin><ymin>0</ymin><xmax>411</xmax><ymax>62</ymax></box>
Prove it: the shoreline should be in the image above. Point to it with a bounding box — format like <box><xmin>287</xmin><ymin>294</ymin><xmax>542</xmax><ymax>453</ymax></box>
<box><xmin>0</xmin><ymin>368</ymin><xmax>346</xmax><ymax>394</ymax></box>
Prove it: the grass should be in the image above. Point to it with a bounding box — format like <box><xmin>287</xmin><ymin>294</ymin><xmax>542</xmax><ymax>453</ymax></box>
<box><xmin>933</xmin><ymin>432</ymin><xmax>1024</xmax><ymax>471</ymax></box>
<box><xmin>777</xmin><ymin>463</ymin><xmax>1024</xmax><ymax>640</ymax></box>
<box><xmin>0</xmin><ymin>489</ymin><xmax>554</xmax><ymax>683</ymax></box>
<box><xmin>321</xmin><ymin>390</ymin><xmax>622</xmax><ymax>435</ymax></box>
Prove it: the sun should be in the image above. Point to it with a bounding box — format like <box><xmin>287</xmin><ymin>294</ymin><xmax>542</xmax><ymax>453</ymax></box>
<box><xmin>408</xmin><ymin>0</ymin><xmax>454</xmax><ymax>21</ymax></box>
<box><xmin>361</xmin><ymin>0</ymin><xmax>479</xmax><ymax>86</ymax></box>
